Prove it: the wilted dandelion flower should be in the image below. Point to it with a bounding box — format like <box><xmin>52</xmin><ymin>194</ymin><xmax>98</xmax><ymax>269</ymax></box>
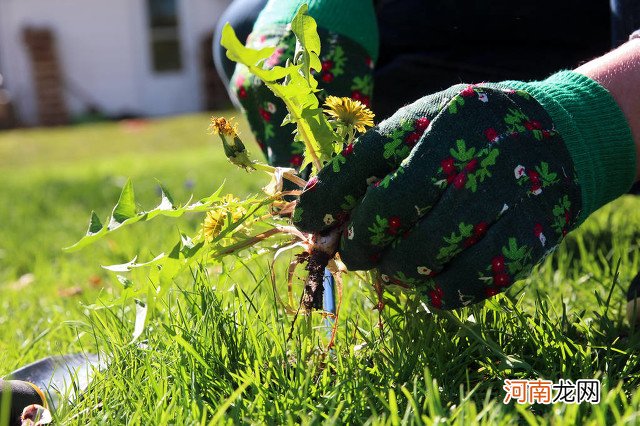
<box><xmin>202</xmin><ymin>195</ymin><xmax>247</xmax><ymax>242</ymax></box>
<box><xmin>323</xmin><ymin>96</ymin><xmax>375</xmax><ymax>133</ymax></box>
<box><xmin>208</xmin><ymin>116</ymin><xmax>239</xmax><ymax>137</ymax></box>
<box><xmin>209</xmin><ymin>116</ymin><xmax>254</xmax><ymax>170</ymax></box>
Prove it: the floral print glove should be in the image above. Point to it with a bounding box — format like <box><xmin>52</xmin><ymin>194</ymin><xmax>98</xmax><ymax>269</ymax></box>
<box><xmin>294</xmin><ymin>72</ymin><xmax>637</xmax><ymax>309</ymax></box>
<box><xmin>231</xmin><ymin>27</ymin><xmax>375</xmax><ymax>168</ymax></box>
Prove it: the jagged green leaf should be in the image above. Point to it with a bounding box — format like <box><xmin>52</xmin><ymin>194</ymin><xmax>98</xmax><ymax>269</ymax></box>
<box><xmin>157</xmin><ymin>183</ymin><xmax>176</xmax><ymax>211</ymax></box>
<box><xmin>86</xmin><ymin>211</ymin><xmax>103</xmax><ymax>235</ymax></box>
<box><xmin>221</xmin><ymin>24</ymin><xmax>274</xmax><ymax>70</ymax></box>
<box><xmin>290</xmin><ymin>4</ymin><xmax>321</xmax><ymax>82</ymax></box>
<box><xmin>221</xmin><ymin>24</ymin><xmax>290</xmax><ymax>83</ymax></box>
<box><xmin>150</xmin><ymin>237</ymin><xmax>206</xmax><ymax>301</ymax></box>
<box><xmin>220</xmin><ymin>8</ymin><xmax>336</xmax><ymax>172</ymax></box>
<box><xmin>116</xmin><ymin>275</ymin><xmax>133</xmax><ymax>289</ymax></box>
<box><xmin>102</xmin><ymin>253</ymin><xmax>166</xmax><ymax>272</ymax></box>
<box><xmin>132</xmin><ymin>299</ymin><xmax>148</xmax><ymax>342</ymax></box>
<box><xmin>301</xmin><ymin>107</ymin><xmax>335</xmax><ymax>146</ymax></box>
<box><xmin>110</xmin><ymin>179</ymin><xmax>137</xmax><ymax>228</ymax></box>
<box><xmin>63</xmin><ymin>184</ymin><xmax>225</xmax><ymax>252</ymax></box>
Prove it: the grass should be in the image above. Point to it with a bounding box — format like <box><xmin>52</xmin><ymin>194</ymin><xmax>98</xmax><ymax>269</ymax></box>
<box><xmin>1</xmin><ymin>114</ymin><xmax>640</xmax><ymax>424</ymax></box>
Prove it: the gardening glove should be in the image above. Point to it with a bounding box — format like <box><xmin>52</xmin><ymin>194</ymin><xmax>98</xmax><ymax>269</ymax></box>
<box><xmin>229</xmin><ymin>0</ymin><xmax>378</xmax><ymax>168</ymax></box>
<box><xmin>294</xmin><ymin>71</ymin><xmax>637</xmax><ymax>309</ymax></box>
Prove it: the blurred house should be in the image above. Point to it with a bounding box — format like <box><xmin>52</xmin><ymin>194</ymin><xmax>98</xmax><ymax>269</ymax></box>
<box><xmin>0</xmin><ymin>0</ymin><xmax>232</xmax><ymax>126</ymax></box>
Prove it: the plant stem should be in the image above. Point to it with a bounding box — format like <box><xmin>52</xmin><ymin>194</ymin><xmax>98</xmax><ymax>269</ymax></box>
<box><xmin>251</xmin><ymin>162</ymin><xmax>308</xmax><ymax>187</ymax></box>
<box><xmin>212</xmin><ymin>228</ymin><xmax>282</xmax><ymax>257</ymax></box>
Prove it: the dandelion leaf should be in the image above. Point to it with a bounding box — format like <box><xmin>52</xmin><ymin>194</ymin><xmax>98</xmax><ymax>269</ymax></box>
<box><xmin>86</xmin><ymin>211</ymin><xmax>103</xmax><ymax>236</ymax></box>
<box><xmin>110</xmin><ymin>179</ymin><xmax>137</xmax><ymax>227</ymax></box>
<box><xmin>64</xmin><ymin>183</ymin><xmax>225</xmax><ymax>252</ymax></box>
<box><xmin>290</xmin><ymin>4</ymin><xmax>321</xmax><ymax>82</ymax></box>
<box><xmin>220</xmin><ymin>6</ymin><xmax>336</xmax><ymax>172</ymax></box>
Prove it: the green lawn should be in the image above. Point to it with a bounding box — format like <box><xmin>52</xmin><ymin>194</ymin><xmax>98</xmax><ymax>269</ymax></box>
<box><xmin>1</xmin><ymin>115</ymin><xmax>640</xmax><ymax>424</ymax></box>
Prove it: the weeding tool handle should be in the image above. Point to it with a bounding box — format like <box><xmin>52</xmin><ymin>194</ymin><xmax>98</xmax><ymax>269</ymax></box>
<box><xmin>323</xmin><ymin>268</ymin><xmax>336</xmax><ymax>315</ymax></box>
<box><xmin>0</xmin><ymin>379</ymin><xmax>47</xmax><ymax>425</ymax></box>
<box><xmin>323</xmin><ymin>266</ymin><xmax>337</xmax><ymax>343</ymax></box>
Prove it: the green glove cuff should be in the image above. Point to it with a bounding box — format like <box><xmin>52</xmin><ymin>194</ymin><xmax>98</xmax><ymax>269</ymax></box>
<box><xmin>502</xmin><ymin>71</ymin><xmax>636</xmax><ymax>223</ymax></box>
<box><xmin>253</xmin><ymin>0</ymin><xmax>379</xmax><ymax>62</ymax></box>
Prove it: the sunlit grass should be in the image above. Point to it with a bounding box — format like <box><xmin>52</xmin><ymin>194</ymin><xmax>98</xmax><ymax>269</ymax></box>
<box><xmin>1</xmin><ymin>116</ymin><xmax>640</xmax><ymax>424</ymax></box>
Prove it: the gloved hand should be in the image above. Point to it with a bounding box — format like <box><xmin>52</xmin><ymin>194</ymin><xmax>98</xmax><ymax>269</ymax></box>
<box><xmin>229</xmin><ymin>0</ymin><xmax>378</xmax><ymax>167</ymax></box>
<box><xmin>294</xmin><ymin>71</ymin><xmax>636</xmax><ymax>309</ymax></box>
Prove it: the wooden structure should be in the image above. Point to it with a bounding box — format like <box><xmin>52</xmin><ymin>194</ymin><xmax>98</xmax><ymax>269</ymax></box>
<box><xmin>23</xmin><ymin>28</ymin><xmax>69</xmax><ymax>126</ymax></box>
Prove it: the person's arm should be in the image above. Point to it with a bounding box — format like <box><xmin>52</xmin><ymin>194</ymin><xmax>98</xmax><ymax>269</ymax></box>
<box><xmin>253</xmin><ymin>0</ymin><xmax>379</xmax><ymax>62</ymax></box>
<box><xmin>293</xmin><ymin>40</ymin><xmax>639</xmax><ymax>309</ymax></box>
<box><xmin>575</xmin><ymin>38</ymin><xmax>640</xmax><ymax>181</ymax></box>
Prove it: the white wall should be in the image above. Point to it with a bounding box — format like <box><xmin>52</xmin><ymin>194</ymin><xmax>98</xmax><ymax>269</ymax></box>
<box><xmin>0</xmin><ymin>0</ymin><xmax>230</xmax><ymax>125</ymax></box>
<box><xmin>139</xmin><ymin>0</ymin><xmax>231</xmax><ymax>117</ymax></box>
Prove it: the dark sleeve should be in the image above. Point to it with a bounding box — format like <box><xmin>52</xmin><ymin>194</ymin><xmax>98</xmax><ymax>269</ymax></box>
<box><xmin>213</xmin><ymin>0</ymin><xmax>268</xmax><ymax>85</ymax></box>
<box><xmin>611</xmin><ymin>0</ymin><xmax>640</xmax><ymax>47</ymax></box>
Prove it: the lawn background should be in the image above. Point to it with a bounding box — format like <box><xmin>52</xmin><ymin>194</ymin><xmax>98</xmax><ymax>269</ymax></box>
<box><xmin>1</xmin><ymin>114</ymin><xmax>640</xmax><ymax>424</ymax></box>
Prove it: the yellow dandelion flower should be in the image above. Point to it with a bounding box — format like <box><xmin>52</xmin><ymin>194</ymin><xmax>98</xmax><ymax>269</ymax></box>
<box><xmin>208</xmin><ymin>116</ymin><xmax>239</xmax><ymax>137</ymax></box>
<box><xmin>323</xmin><ymin>96</ymin><xmax>375</xmax><ymax>133</ymax></box>
<box><xmin>203</xmin><ymin>210</ymin><xmax>225</xmax><ymax>242</ymax></box>
<box><xmin>202</xmin><ymin>196</ymin><xmax>247</xmax><ymax>242</ymax></box>
<box><xmin>221</xmin><ymin>194</ymin><xmax>239</xmax><ymax>204</ymax></box>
